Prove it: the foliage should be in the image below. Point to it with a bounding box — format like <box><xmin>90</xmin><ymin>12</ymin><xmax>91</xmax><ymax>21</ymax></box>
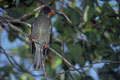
<box><xmin>0</xmin><ymin>0</ymin><xmax>120</xmax><ymax>80</ymax></box>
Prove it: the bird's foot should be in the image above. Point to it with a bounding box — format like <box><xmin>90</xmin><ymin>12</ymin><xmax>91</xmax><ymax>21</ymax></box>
<box><xmin>45</xmin><ymin>43</ymin><xmax>49</xmax><ymax>48</ymax></box>
<box><xmin>31</xmin><ymin>35</ymin><xmax>36</xmax><ymax>39</ymax></box>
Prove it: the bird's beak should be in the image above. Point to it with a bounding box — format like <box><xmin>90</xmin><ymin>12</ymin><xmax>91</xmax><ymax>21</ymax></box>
<box><xmin>48</xmin><ymin>12</ymin><xmax>54</xmax><ymax>15</ymax></box>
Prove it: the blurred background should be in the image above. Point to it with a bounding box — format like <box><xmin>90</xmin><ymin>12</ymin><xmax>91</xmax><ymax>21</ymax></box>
<box><xmin>0</xmin><ymin>0</ymin><xmax>120</xmax><ymax>80</ymax></box>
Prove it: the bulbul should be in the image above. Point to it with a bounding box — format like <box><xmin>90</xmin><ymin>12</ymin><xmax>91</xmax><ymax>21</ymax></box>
<box><xmin>31</xmin><ymin>6</ymin><xmax>54</xmax><ymax>70</ymax></box>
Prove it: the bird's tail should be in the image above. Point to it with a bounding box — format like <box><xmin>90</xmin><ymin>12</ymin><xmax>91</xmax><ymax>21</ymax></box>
<box><xmin>33</xmin><ymin>43</ymin><xmax>43</xmax><ymax>70</ymax></box>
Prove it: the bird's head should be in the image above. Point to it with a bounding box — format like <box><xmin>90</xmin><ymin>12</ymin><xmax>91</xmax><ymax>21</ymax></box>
<box><xmin>41</xmin><ymin>6</ymin><xmax>54</xmax><ymax>15</ymax></box>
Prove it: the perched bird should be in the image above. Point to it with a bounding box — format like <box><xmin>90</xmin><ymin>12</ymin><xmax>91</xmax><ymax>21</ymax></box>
<box><xmin>31</xmin><ymin>6</ymin><xmax>54</xmax><ymax>70</ymax></box>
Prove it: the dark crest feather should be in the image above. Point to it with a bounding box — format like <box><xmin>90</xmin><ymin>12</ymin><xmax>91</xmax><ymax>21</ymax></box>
<box><xmin>41</xmin><ymin>6</ymin><xmax>51</xmax><ymax>13</ymax></box>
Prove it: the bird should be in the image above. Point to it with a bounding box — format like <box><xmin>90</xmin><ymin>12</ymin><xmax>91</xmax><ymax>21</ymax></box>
<box><xmin>31</xmin><ymin>6</ymin><xmax>54</xmax><ymax>70</ymax></box>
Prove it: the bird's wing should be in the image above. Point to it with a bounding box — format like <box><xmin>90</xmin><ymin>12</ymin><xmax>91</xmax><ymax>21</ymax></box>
<box><xmin>31</xmin><ymin>16</ymin><xmax>51</xmax><ymax>43</ymax></box>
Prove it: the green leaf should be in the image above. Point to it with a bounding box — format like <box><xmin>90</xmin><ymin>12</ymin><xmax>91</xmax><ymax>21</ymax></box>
<box><xmin>96</xmin><ymin>7</ymin><xmax>101</xmax><ymax>13</ymax></box>
<box><xmin>68</xmin><ymin>1</ymin><xmax>76</xmax><ymax>8</ymax></box>
<box><xmin>20</xmin><ymin>73</ymin><xmax>33</xmax><ymax>80</ymax></box>
<box><xmin>88</xmin><ymin>32</ymin><xmax>97</xmax><ymax>45</ymax></box>
<box><xmin>104</xmin><ymin>31</ymin><xmax>111</xmax><ymax>39</ymax></box>
<box><xmin>50</xmin><ymin>41</ymin><xmax>62</xmax><ymax>54</ymax></box>
<box><xmin>7</xmin><ymin>7</ymin><xmax>25</xmax><ymax>18</ymax></box>
<box><xmin>67</xmin><ymin>43</ymin><xmax>84</xmax><ymax>66</ymax></box>
<box><xmin>24</xmin><ymin>0</ymin><xmax>33</xmax><ymax>4</ymax></box>
<box><xmin>8</xmin><ymin>34</ymin><xmax>16</xmax><ymax>42</ymax></box>
<box><xmin>84</xmin><ymin>6</ymin><xmax>90</xmax><ymax>22</ymax></box>
<box><xmin>52</xmin><ymin>56</ymin><xmax>62</xmax><ymax>69</ymax></box>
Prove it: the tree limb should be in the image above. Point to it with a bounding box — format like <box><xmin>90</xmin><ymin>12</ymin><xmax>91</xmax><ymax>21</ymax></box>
<box><xmin>49</xmin><ymin>47</ymin><xmax>85</xmax><ymax>77</ymax></box>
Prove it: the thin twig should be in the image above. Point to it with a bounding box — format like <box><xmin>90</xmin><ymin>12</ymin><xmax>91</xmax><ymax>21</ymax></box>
<box><xmin>0</xmin><ymin>16</ymin><xmax>29</xmax><ymax>37</ymax></box>
<box><xmin>4</xmin><ymin>15</ymin><xmax>31</xmax><ymax>27</ymax></box>
<box><xmin>19</xmin><ymin>5</ymin><xmax>44</xmax><ymax>20</ymax></box>
<box><xmin>52</xmin><ymin>37</ymin><xmax>63</xmax><ymax>43</ymax></box>
<box><xmin>54</xmin><ymin>10</ymin><xmax>73</xmax><ymax>24</ymax></box>
<box><xmin>62</xmin><ymin>42</ymin><xmax>65</xmax><ymax>57</ymax></box>
<box><xmin>79</xmin><ymin>61</ymin><xmax>120</xmax><ymax>70</ymax></box>
<box><xmin>8</xmin><ymin>23</ymin><xmax>29</xmax><ymax>37</ymax></box>
<box><xmin>41</xmin><ymin>52</ymin><xmax>49</xmax><ymax>80</ymax></box>
<box><xmin>0</xmin><ymin>16</ymin><xmax>30</xmax><ymax>44</ymax></box>
<box><xmin>9</xmin><ymin>19</ymin><xmax>31</xmax><ymax>27</ymax></box>
<box><xmin>0</xmin><ymin>46</ymin><xmax>43</xmax><ymax>77</ymax></box>
<box><xmin>1</xmin><ymin>24</ymin><xmax>29</xmax><ymax>44</ymax></box>
<box><xmin>54</xmin><ymin>60</ymin><xmax>120</xmax><ymax>79</ymax></box>
<box><xmin>0</xmin><ymin>47</ymin><xmax>19</xmax><ymax>70</ymax></box>
<box><xmin>48</xmin><ymin>0</ymin><xmax>56</xmax><ymax>5</ymax></box>
<box><xmin>54</xmin><ymin>70</ymin><xmax>69</xmax><ymax>80</ymax></box>
<box><xmin>69</xmin><ymin>71</ymin><xmax>75</xmax><ymax>80</ymax></box>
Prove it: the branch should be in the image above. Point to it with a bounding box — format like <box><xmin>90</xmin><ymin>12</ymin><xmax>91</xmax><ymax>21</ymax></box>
<box><xmin>69</xmin><ymin>71</ymin><xmax>75</xmax><ymax>80</ymax></box>
<box><xmin>41</xmin><ymin>53</ymin><xmax>49</xmax><ymax>80</ymax></box>
<box><xmin>1</xmin><ymin>24</ymin><xmax>29</xmax><ymax>44</ymax></box>
<box><xmin>4</xmin><ymin>15</ymin><xmax>31</xmax><ymax>27</ymax></box>
<box><xmin>0</xmin><ymin>46</ymin><xmax>19</xmax><ymax>70</ymax></box>
<box><xmin>54</xmin><ymin>70</ymin><xmax>69</xmax><ymax>80</ymax></box>
<box><xmin>49</xmin><ymin>47</ymin><xmax>85</xmax><ymax>77</ymax></box>
<box><xmin>116</xmin><ymin>0</ymin><xmax>120</xmax><ymax>5</ymax></box>
<box><xmin>52</xmin><ymin>37</ymin><xmax>63</xmax><ymax>43</ymax></box>
<box><xmin>79</xmin><ymin>61</ymin><xmax>120</xmax><ymax>70</ymax></box>
<box><xmin>48</xmin><ymin>0</ymin><xmax>56</xmax><ymax>6</ymax></box>
<box><xmin>8</xmin><ymin>23</ymin><xmax>29</xmax><ymax>37</ymax></box>
<box><xmin>0</xmin><ymin>16</ymin><xmax>30</xmax><ymax>38</ymax></box>
<box><xmin>0</xmin><ymin>46</ymin><xmax>43</xmax><ymax>77</ymax></box>
<box><xmin>51</xmin><ymin>8</ymin><xmax>73</xmax><ymax>25</ymax></box>
<box><xmin>116</xmin><ymin>0</ymin><xmax>120</xmax><ymax>15</ymax></box>
<box><xmin>54</xmin><ymin>60</ymin><xmax>120</xmax><ymax>79</ymax></box>
<box><xmin>32</xmin><ymin>39</ymin><xmax>85</xmax><ymax>77</ymax></box>
<box><xmin>1</xmin><ymin>16</ymin><xmax>64</xmax><ymax>45</ymax></box>
<box><xmin>59</xmin><ymin>11</ymin><xmax>72</xmax><ymax>24</ymax></box>
<box><xmin>19</xmin><ymin>5</ymin><xmax>45</xmax><ymax>20</ymax></box>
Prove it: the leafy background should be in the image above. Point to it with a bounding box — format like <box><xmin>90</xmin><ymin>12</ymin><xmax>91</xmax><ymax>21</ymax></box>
<box><xmin>0</xmin><ymin>0</ymin><xmax>120</xmax><ymax>80</ymax></box>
